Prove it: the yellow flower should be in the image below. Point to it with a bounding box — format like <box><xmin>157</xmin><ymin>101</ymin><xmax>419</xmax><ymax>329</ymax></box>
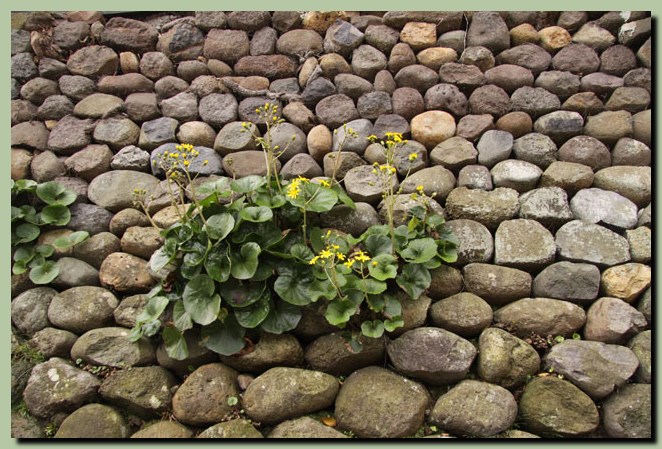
<box><xmin>408</xmin><ymin>152</ymin><xmax>418</xmax><ymax>162</ymax></box>
<box><xmin>354</xmin><ymin>250</ymin><xmax>371</xmax><ymax>263</ymax></box>
<box><xmin>319</xmin><ymin>179</ymin><xmax>331</xmax><ymax>188</ymax></box>
<box><xmin>319</xmin><ymin>249</ymin><xmax>333</xmax><ymax>259</ymax></box>
<box><xmin>416</xmin><ymin>185</ymin><xmax>425</xmax><ymax>193</ymax></box>
<box><xmin>336</xmin><ymin>253</ymin><xmax>346</xmax><ymax>261</ymax></box>
<box><xmin>287</xmin><ymin>178</ymin><xmax>302</xmax><ymax>199</ymax></box>
<box><xmin>371</xmin><ymin>261</ymin><xmax>378</xmax><ymax>267</ymax></box>
<box><xmin>367</xmin><ymin>134</ymin><xmax>378</xmax><ymax>142</ymax></box>
<box><xmin>203</xmin><ymin>160</ymin><xmax>209</xmax><ymax>166</ymax></box>
<box><xmin>343</xmin><ymin>258</ymin><xmax>356</xmax><ymax>269</ymax></box>
<box><xmin>183</xmin><ymin>160</ymin><xmax>190</xmax><ymax>166</ymax></box>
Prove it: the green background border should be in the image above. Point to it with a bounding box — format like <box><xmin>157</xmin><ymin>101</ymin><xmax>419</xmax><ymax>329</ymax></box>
<box><xmin>4</xmin><ymin>1</ymin><xmax>659</xmax><ymax>447</ymax></box>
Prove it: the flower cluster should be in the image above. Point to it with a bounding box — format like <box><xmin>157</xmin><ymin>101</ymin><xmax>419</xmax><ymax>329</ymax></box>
<box><xmin>342</xmin><ymin>249</ymin><xmax>371</xmax><ymax>269</ymax></box>
<box><xmin>309</xmin><ymin>242</ymin><xmax>346</xmax><ymax>266</ymax></box>
<box><xmin>371</xmin><ymin>162</ymin><xmax>397</xmax><ymax>175</ymax></box>
<box><xmin>286</xmin><ymin>176</ymin><xmax>309</xmax><ymax>199</ymax></box>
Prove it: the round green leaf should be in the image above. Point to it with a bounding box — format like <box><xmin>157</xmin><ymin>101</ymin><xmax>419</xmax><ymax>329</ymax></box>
<box><xmin>13</xmin><ymin>246</ymin><xmax>36</xmax><ymax>263</ymax></box>
<box><xmin>163</xmin><ymin>327</ymin><xmax>189</xmax><ymax>361</ymax></box>
<box><xmin>183</xmin><ymin>240</ymin><xmax>211</xmax><ymax>267</ymax></box>
<box><xmin>36</xmin><ymin>181</ymin><xmax>77</xmax><ymax>206</ymax></box>
<box><xmin>13</xmin><ymin>223</ymin><xmax>40</xmax><ymax>244</ymax></box>
<box><xmin>205</xmin><ymin>213</ymin><xmax>235</xmax><ymax>241</ymax></box>
<box><xmin>231</xmin><ymin>175</ymin><xmax>265</xmax><ymax>193</ymax></box>
<box><xmin>52</xmin><ymin>231</ymin><xmax>89</xmax><ymax>249</ymax></box>
<box><xmin>399</xmin><ymin>238</ymin><xmax>437</xmax><ymax>263</ymax></box>
<box><xmin>240</xmin><ymin>206</ymin><xmax>273</xmax><ymax>223</ymax></box>
<box><xmin>29</xmin><ymin>260</ymin><xmax>59</xmax><ymax>284</ymax></box>
<box><xmin>173</xmin><ymin>300</ymin><xmax>193</xmax><ymax>332</ymax></box>
<box><xmin>219</xmin><ymin>280</ymin><xmax>266</xmax><ymax>308</ymax></box>
<box><xmin>361</xmin><ymin>320</ymin><xmax>385</xmax><ymax>338</ymax></box>
<box><xmin>12</xmin><ymin>261</ymin><xmax>28</xmax><ymax>275</ymax></box>
<box><xmin>136</xmin><ymin>296</ymin><xmax>169</xmax><ymax>323</ymax></box>
<box><xmin>384</xmin><ymin>317</ymin><xmax>404</xmax><ymax>332</ymax></box>
<box><xmin>40</xmin><ymin>205</ymin><xmax>71</xmax><ymax>226</ymax></box>
<box><xmin>274</xmin><ymin>273</ymin><xmax>312</xmax><ymax>306</ymax></box>
<box><xmin>205</xmin><ymin>247</ymin><xmax>231</xmax><ymax>283</ymax></box>
<box><xmin>13</xmin><ymin>179</ymin><xmax>38</xmax><ymax>193</ymax></box>
<box><xmin>230</xmin><ymin>242</ymin><xmax>261</xmax><ymax>280</ymax></box>
<box><xmin>383</xmin><ymin>294</ymin><xmax>402</xmax><ymax>319</ymax></box>
<box><xmin>325</xmin><ymin>300</ymin><xmax>358</xmax><ymax>327</ymax></box>
<box><xmin>234</xmin><ymin>295</ymin><xmax>270</xmax><ymax>328</ymax></box>
<box><xmin>201</xmin><ymin>315</ymin><xmax>246</xmax><ymax>356</ymax></box>
<box><xmin>254</xmin><ymin>192</ymin><xmax>286</xmax><ymax>208</ymax></box>
<box><xmin>365</xmin><ymin>234</ymin><xmax>392</xmax><ymax>256</ymax></box>
<box><xmin>368</xmin><ymin>254</ymin><xmax>398</xmax><ymax>281</ymax></box>
<box><xmin>301</xmin><ymin>182</ymin><xmax>338</xmax><ymax>213</ymax></box>
<box><xmin>260</xmin><ymin>300</ymin><xmax>302</xmax><ymax>334</ymax></box>
<box><xmin>356</xmin><ymin>278</ymin><xmax>387</xmax><ymax>295</ymax></box>
<box><xmin>183</xmin><ymin>275</ymin><xmax>220</xmax><ymax>325</ymax></box>
<box><xmin>396</xmin><ymin>263</ymin><xmax>431</xmax><ymax>300</ymax></box>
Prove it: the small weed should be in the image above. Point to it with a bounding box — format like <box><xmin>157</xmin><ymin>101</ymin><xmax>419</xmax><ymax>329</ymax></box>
<box><xmin>14</xmin><ymin>401</ymin><xmax>31</xmax><ymax>418</ymax></box>
<box><xmin>12</xmin><ymin>343</ymin><xmax>45</xmax><ymax>364</ymax></box>
<box><xmin>44</xmin><ymin>422</ymin><xmax>57</xmax><ymax>438</ymax></box>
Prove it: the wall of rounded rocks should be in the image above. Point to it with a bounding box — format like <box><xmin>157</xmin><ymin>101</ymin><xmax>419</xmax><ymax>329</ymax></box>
<box><xmin>11</xmin><ymin>10</ymin><xmax>651</xmax><ymax>439</ymax></box>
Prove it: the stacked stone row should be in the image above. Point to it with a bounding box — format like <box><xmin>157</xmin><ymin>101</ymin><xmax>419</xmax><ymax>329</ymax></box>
<box><xmin>11</xmin><ymin>11</ymin><xmax>651</xmax><ymax>439</ymax></box>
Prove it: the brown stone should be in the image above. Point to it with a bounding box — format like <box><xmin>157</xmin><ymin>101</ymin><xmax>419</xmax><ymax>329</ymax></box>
<box><xmin>601</xmin><ymin>263</ymin><xmax>651</xmax><ymax>303</ymax></box>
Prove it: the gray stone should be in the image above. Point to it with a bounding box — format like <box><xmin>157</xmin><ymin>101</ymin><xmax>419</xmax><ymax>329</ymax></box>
<box><xmin>150</xmin><ymin>143</ymin><xmax>223</xmax><ymax>177</ymax></box>
<box><xmin>155</xmin><ymin>76</ymin><xmax>189</xmax><ymax>99</ymax></box>
<box><xmin>280</xmin><ymin>154</ymin><xmax>323</xmax><ymax>179</ymax></box>
<box><xmin>234</xmin><ymin>55</ymin><xmax>298</xmax><ymax>80</ymax></box>
<box><xmin>628</xmin><ymin>330</ymin><xmax>651</xmax><ymax>383</ymax></box>
<box><xmin>198</xmin><ymin>93</ymin><xmax>238</xmax><ymax>129</ymax></box>
<box><xmin>601</xmin><ymin>44</ymin><xmax>637</xmax><ymax>76</ymax></box>
<box><xmin>214</xmin><ymin>121</ymin><xmax>258</xmax><ymax>156</ymax></box>
<box><xmin>532</xmin><ymin>261</ymin><xmax>600</xmax><ymax>303</ymax></box>
<box><xmin>282</xmin><ymin>102</ymin><xmax>316</xmax><ymax>133</ymax></box>
<box><xmin>139</xmin><ymin>52</ymin><xmax>175</xmax><ymax>80</ymax></box>
<box><xmin>623</xmin><ymin>68</ymin><xmax>651</xmax><ymax>92</ymax></box>
<box><xmin>323</xmin><ymin>20</ymin><xmax>364</xmax><ymax>57</ymax></box>
<box><xmin>47</xmin><ymin>115</ymin><xmax>96</xmax><ymax>155</ymax></box>
<box><xmin>558</xmin><ymin>135</ymin><xmax>611</xmax><ymax>171</ymax></box>
<box><xmin>518</xmin><ymin>187</ymin><xmax>573</xmax><ymax>227</ymax></box>
<box><xmin>20</xmin><ymin>78</ymin><xmax>60</xmax><ymax>106</ymax></box>
<box><xmin>64</xmin><ymin>144</ymin><xmax>113</xmax><ymax>181</ymax></box>
<box><xmin>11</xmin><ymin>53</ymin><xmax>38</xmax><ymax>81</ymax></box>
<box><xmin>250</xmin><ymin>26</ymin><xmax>278</xmax><ymax>56</ymax></box>
<box><xmin>37</xmin><ymin>95</ymin><xmax>74</xmax><ymax>121</ymax></box>
<box><xmin>344</xmin><ymin>164</ymin><xmax>397</xmax><ymax>203</ymax></box>
<box><xmin>243</xmin><ymin>368</ymin><xmax>339</xmax><ymax>425</ymax></box>
<box><xmin>389</xmin><ymin>293</ymin><xmax>432</xmax><ymax>336</ymax></box>
<box><xmin>619</xmin><ymin>17</ymin><xmax>651</xmax><ymax>47</ymax></box>
<box><xmin>269</xmin><ymin>416</ymin><xmax>348</xmax><ymax>438</ymax></box>
<box><xmin>11</xmin><ymin>99</ymin><xmax>38</xmax><ymax>125</ymax></box>
<box><xmin>11</xmin><ymin>287</ymin><xmax>56</xmax><ymax>337</ymax></box>
<box><xmin>468</xmin><ymin>84</ymin><xmax>511</xmax><ymax>117</ymax></box>
<box><xmin>54</xmin><ymin>403</ymin><xmax>129</xmax><ymax>438</ymax></box>
<box><xmin>399</xmin><ymin>165</ymin><xmax>456</xmax><ymax>201</ymax></box>
<box><xmin>160</xmin><ymin>91</ymin><xmax>198</xmax><ymax>122</ymax></box>
<box><xmin>391</xmin><ymin>86</ymin><xmax>424</xmax><ymax>121</ymax></box>
<box><xmin>67</xmin><ymin>45</ymin><xmax>119</xmax><ymax>77</ymax></box>
<box><xmin>265</xmin><ymin>122</ymin><xmax>307</xmax><ymax>161</ymax></box>
<box><xmin>572</xmin><ymin>23</ymin><xmax>615</xmax><ymax>51</ymax></box>
<box><xmin>158</xmin><ymin>22</ymin><xmax>206</xmax><ymax>62</ymax></box>
<box><xmin>23</xmin><ymin>357</ymin><xmax>100</xmax><ymax>419</ymax></box>
<box><xmin>378</xmin><ymin>194</ymin><xmax>444</xmax><ymax>228</ymax></box>
<box><xmin>365</xmin><ymin>24</ymin><xmax>399</xmax><ymax>54</ymax></box>
<box><xmin>197</xmin><ymin>419</ymin><xmax>264</xmax><ymax>438</ymax></box>
<box><xmin>357</xmin><ymin>91</ymin><xmax>392</xmax><ymax>120</ymax></box>
<box><xmin>315</xmin><ymin>94</ymin><xmax>359</xmax><ymax>130</ymax></box>
<box><xmin>485</xmin><ymin>64</ymin><xmax>534</xmax><ymax>94</ymax></box>
<box><xmin>304</xmin><ymin>333</ymin><xmax>386</xmax><ymax>376</ymax></box>
<box><xmin>351</xmin><ymin>44</ymin><xmax>387</xmax><ymax>81</ymax></box>
<box><xmin>544</xmin><ymin>340</ymin><xmax>639</xmax><ymax>399</ymax></box>
<box><xmin>203</xmin><ymin>29</ymin><xmax>249</xmax><ymax>63</ymax></box>
<box><xmin>605</xmin><ymin>86</ymin><xmax>650</xmax><ymax>113</ymax></box>
<box><xmin>334</xmin><ymin>366</ymin><xmax>430</xmax><ymax>438</ymax></box>
<box><xmin>29</xmin><ymin>327</ymin><xmax>78</xmax><ymax>359</ymax></box>
<box><xmin>73</xmin><ymin>232</ymin><xmax>121</xmax><ymax>269</ymax></box>
<box><xmin>632</xmin><ymin>109</ymin><xmax>651</xmax><ymax>146</ymax></box>
<box><xmin>457</xmin><ymin>114</ymin><xmax>494</xmax><ymax>141</ymax></box>
<box><xmin>494</xmin><ymin>297</ymin><xmax>586</xmax><ymax>337</ymax></box>
<box><xmin>519</xmin><ymin>376</ymin><xmax>599</xmax><ymax>437</ymax></box>
<box><xmin>223</xmin><ymin>150</ymin><xmax>280</xmax><ymax>178</ymax></box>
<box><xmin>512</xmin><ymin>132</ymin><xmax>557</xmax><ymax>169</ymax></box>
<box><xmin>51</xmin><ymin>258</ymin><xmax>100</xmax><ymax>289</ymax></box>
<box><xmin>458</xmin><ymin>165</ymin><xmax>493</xmax><ymax>190</ymax></box>
<box><xmin>301</xmin><ymin>77</ymin><xmax>337</xmax><ymax>109</ymax></box>
<box><xmin>430</xmin><ymin>136</ymin><xmax>476</xmax><ymax>171</ymax></box>
<box><xmin>602</xmin><ymin>383</ymin><xmax>651</xmax><ymax>438</ymax></box>
<box><xmin>570</xmin><ymin>188</ymin><xmax>638</xmax><ymax>230</ymax></box>
<box><xmin>74</xmin><ymin>93</ymin><xmax>124</xmax><ymax>119</ymax></box>
<box><xmin>496</xmin><ymin>43</ymin><xmax>551</xmax><ymax>76</ymax></box>
<box><xmin>99</xmin><ymin>366</ymin><xmax>177</xmax><ymax>418</ymax></box>
<box><xmin>424</xmin><ymin>83</ymin><xmax>468</xmax><ymax>117</ymax></box>
<box><xmin>612</xmin><ymin>137</ymin><xmax>651</xmax><ymax>166</ymax></box>
<box><xmin>477</xmin><ymin>327</ymin><xmax>540</xmax><ymax>388</ymax></box>
<box><xmin>637</xmin><ymin>204</ymin><xmax>651</xmax><ymax>228</ymax></box>
<box><xmin>219</xmin><ymin>333</ymin><xmax>303</xmax><ymax>373</ymax></box>
<box><xmin>534</xmin><ymin>70</ymin><xmax>580</xmax><ymax>98</ymax></box>
<box><xmin>58</xmin><ymin>75</ymin><xmax>96</xmax><ymax>102</ymax></box>
<box><xmin>580</xmin><ymin>72</ymin><xmax>624</xmax><ymax>96</ymax></box>
<box><xmin>445</xmin><ymin>187</ymin><xmax>519</xmax><ymax>230</ymax></box>
<box><xmin>71</xmin><ymin>327</ymin><xmax>156</xmax><ymax>368</ymax></box>
<box><xmin>100</xmin><ymin>17</ymin><xmax>158</xmax><ymax>53</ymax></box>
<box><xmin>30</xmin><ymin>150</ymin><xmax>65</xmax><ymax>182</ymax></box>
<box><xmin>511</xmin><ymin>86</ymin><xmax>561</xmax><ymax>119</ymax></box>
<box><xmin>491</xmin><ymin>160</ymin><xmax>542</xmax><ymax>193</ymax></box>
<box><xmin>444</xmin><ymin>219</ymin><xmax>493</xmax><ymax>265</ymax></box>
<box><xmin>533</xmin><ymin>111</ymin><xmax>583</xmax><ymax>145</ymax></box>
<box><xmin>494</xmin><ymin>219</ymin><xmax>555</xmax><ymax>270</ymax></box>
<box><xmin>556</xmin><ymin>220</ymin><xmax>630</xmax><ymax>267</ymax></box>
<box><xmin>323</xmin><ymin>151</ymin><xmax>364</xmax><ymax>181</ymax></box>
<box><xmin>466</xmin><ymin>11</ymin><xmax>510</xmax><ymax>53</ymax></box>
<box><xmin>430</xmin><ymin>380</ymin><xmax>517</xmax><ymax>437</ymax></box>
<box><xmin>372</xmin><ymin>114</ymin><xmax>410</xmax><ymax>140</ymax></box>
<box><xmin>131</xmin><ymin>421</ymin><xmax>194</xmax><ymax>438</ymax></box>
<box><xmin>593</xmin><ymin>166</ymin><xmax>651</xmax><ymax>207</ymax></box>
<box><xmin>110</xmin><ymin>145</ymin><xmax>151</xmax><ymax>171</ymax></box>
<box><xmin>394</xmin><ymin>64</ymin><xmax>440</xmax><ymax>94</ymax></box>
<box><xmin>429</xmin><ymin>292</ymin><xmax>493</xmax><ymax>337</ymax></box>
<box><xmin>320</xmin><ymin>202</ymin><xmax>380</xmax><ymax>237</ymax></box>
<box><xmin>552</xmin><ymin>43</ymin><xmax>600</xmax><ymax>74</ymax></box>
<box><xmin>428</xmin><ymin>265</ymin><xmax>463</xmax><ymax>300</ymax></box>
<box><xmin>387</xmin><ymin>327</ymin><xmax>476</xmax><ymax>385</ymax></box>
<box><xmin>460</xmin><ymin>45</ymin><xmax>495</xmax><ymax>72</ymax></box>
<box><xmin>67</xmin><ymin>203</ymin><xmax>114</xmax><ymax>234</ymax></box>
<box><xmin>583</xmin><ymin>110</ymin><xmax>633</xmax><ymax>145</ymax></box>
<box><xmin>626</xmin><ymin>226</ymin><xmax>651</xmax><ymax>263</ymax></box>
<box><xmin>88</xmin><ymin>170</ymin><xmax>160</xmax><ymax>212</ymax></box>
<box><xmin>113</xmin><ymin>294</ymin><xmax>147</xmax><ymax>329</ymax></box>
<box><xmin>125</xmin><ymin>92</ymin><xmax>160</xmax><ymax>123</ymax></box>
<box><xmin>99</xmin><ymin>252</ymin><xmax>155</xmax><ymax>294</ymax></box>
<box><xmin>439</xmin><ymin>62</ymin><xmax>485</xmax><ymax>90</ymax></box>
<box><xmin>476</xmin><ymin>130</ymin><xmax>513</xmax><ymax>168</ymax></box>
<box><xmin>584</xmin><ymin>297</ymin><xmax>647</xmax><ymax>344</ymax></box>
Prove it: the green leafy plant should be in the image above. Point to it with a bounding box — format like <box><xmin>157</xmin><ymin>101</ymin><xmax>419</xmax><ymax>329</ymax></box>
<box><xmin>129</xmin><ymin>106</ymin><xmax>458</xmax><ymax>360</ymax></box>
<box><xmin>11</xmin><ymin>180</ymin><xmax>88</xmax><ymax>284</ymax></box>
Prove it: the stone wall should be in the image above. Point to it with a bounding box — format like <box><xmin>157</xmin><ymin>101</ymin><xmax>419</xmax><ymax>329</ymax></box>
<box><xmin>11</xmin><ymin>10</ymin><xmax>651</xmax><ymax>439</ymax></box>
